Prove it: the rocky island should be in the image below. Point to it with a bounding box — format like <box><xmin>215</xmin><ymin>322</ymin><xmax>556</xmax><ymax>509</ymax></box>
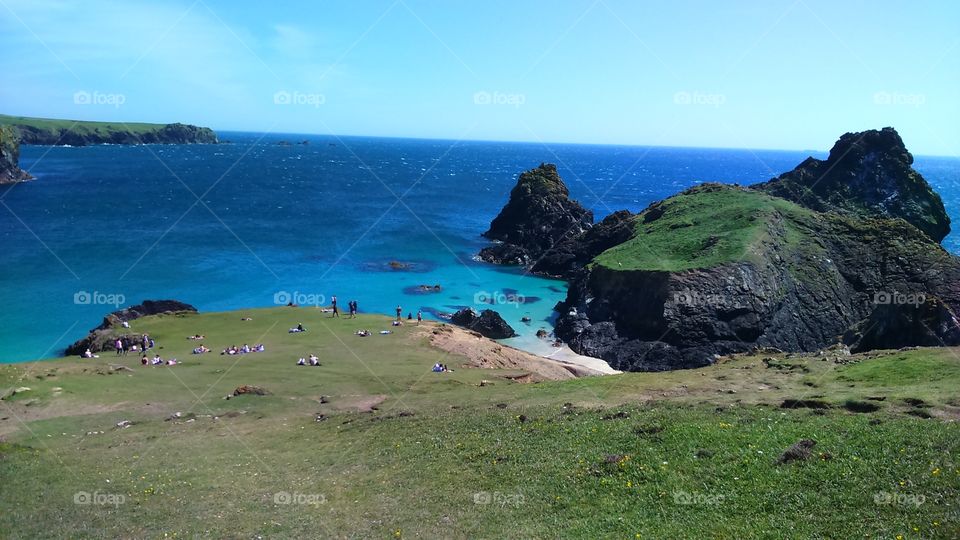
<box><xmin>0</xmin><ymin>114</ymin><xmax>219</xmax><ymax>146</ymax></box>
<box><xmin>480</xmin><ymin>128</ymin><xmax>960</xmax><ymax>371</ymax></box>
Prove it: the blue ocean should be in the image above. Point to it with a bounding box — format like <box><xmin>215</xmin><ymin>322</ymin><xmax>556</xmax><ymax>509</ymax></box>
<box><xmin>2</xmin><ymin>133</ymin><xmax>958</xmax><ymax>363</ymax></box>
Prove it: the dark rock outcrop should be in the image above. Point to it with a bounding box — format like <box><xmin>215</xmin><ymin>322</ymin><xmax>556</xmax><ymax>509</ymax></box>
<box><xmin>556</xmin><ymin>202</ymin><xmax>960</xmax><ymax>371</ymax></box>
<box><xmin>65</xmin><ymin>300</ymin><xmax>197</xmax><ymax>356</ymax></box>
<box><xmin>0</xmin><ymin>125</ymin><xmax>31</xmax><ymax>184</ymax></box>
<box><xmin>531</xmin><ymin>210</ymin><xmax>636</xmax><ymax>277</ymax></box>
<box><xmin>450</xmin><ymin>308</ymin><xmax>517</xmax><ymax>339</ymax></box>
<box><xmin>757</xmin><ymin>127</ymin><xmax>950</xmax><ymax>242</ymax></box>
<box><xmin>479</xmin><ymin>163</ymin><xmax>593</xmax><ymax>267</ymax></box>
<box><xmin>482</xmin><ymin>129</ymin><xmax>960</xmax><ymax>372</ymax></box>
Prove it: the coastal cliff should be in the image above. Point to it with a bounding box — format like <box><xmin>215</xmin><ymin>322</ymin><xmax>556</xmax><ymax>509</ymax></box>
<box><xmin>0</xmin><ymin>125</ymin><xmax>32</xmax><ymax>184</ymax></box>
<box><xmin>481</xmin><ymin>129</ymin><xmax>960</xmax><ymax>371</ymax></box>
<box><xmin>0</xmin><ymin>115</ymin><xmax>218</xmax><ymax>146</ymax></box>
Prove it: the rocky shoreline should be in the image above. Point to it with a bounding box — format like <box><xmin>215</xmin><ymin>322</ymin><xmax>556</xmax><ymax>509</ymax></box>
<box><xmin>64</xmin><ymin>300</ymin><xmax>198</xmax><ymax>356</ymax></box>
<box><xmin>0</xmin><ymin>125</ymin><xmax>32</xmax><ymax>184</ymax></box>
<box><xmin>479</xmin><ymin>128</ymin><xmax>960</xmax><ymax>372</ymax></box>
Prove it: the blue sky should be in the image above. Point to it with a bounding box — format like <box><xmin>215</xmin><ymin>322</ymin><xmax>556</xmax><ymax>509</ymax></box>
<box><xmin>1</xmin><ymin>0</ymin><xmax>957</xmax><ymax>154</ymax></box>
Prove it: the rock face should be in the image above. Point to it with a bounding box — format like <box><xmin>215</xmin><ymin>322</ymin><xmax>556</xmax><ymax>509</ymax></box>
<box><xmin>481</xmin><ymin>129</ymin><xmax>960</xmax><ymax>372</ymax></box>
<box><xmin>64</xmin><ymin>300</ymin><xmax>198</xmax><ymax>356</ymax></box>
<box><xmin>0</xmin><ymin>125</ymin><xmax>31</xmax><ymax>184</ymax></box>
<box><xmin>757</xmin><ymin>127</ymin><xmax>950</xmax><ymax>242</ymax></box>
<box><xmin>479</xmin><ymin>163</ymin><xmax>593</xmax><ymax>267</ymax></box>
<box><xmin>531</xmin><ymin>210</ymin><xmax>636</xmax><ymax>277</ymax></box>
<box><xmin>555</xmin><ymin>193</ymin><xmax>960</xmax><ymax>371</ymax></box>
<box><xmin>450</xmin><ymin>308</ymin><xmax>517</xmax><ymax>339</ymax></box>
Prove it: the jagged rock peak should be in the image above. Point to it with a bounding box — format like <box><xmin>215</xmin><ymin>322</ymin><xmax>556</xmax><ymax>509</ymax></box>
<box><xmin>757</xmin><ymin>127</ymin><xmax>950</xmax><ymax>242</ymax></box>
<box><xmin>479</xmin><ymin>163</ymin><xmax>593</xmax><ymax>266</ymax></box>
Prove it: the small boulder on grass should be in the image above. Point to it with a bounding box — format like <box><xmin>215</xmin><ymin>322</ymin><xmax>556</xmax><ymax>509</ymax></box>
<box><xmin>233</xmin><ymin>385</ymin><xmax>269</xmax><ymax>396</ymax></box>
<box><xmin>776</xmin><ymin>439</ymin><xmax>817</xmax><ymax>465</ymax></box>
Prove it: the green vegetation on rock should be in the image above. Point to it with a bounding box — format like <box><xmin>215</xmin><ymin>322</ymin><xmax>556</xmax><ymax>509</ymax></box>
<box><xmin>0</xmin><ymin>114</ymin><xmax>218</xmax><ymax>145</ymax></box>
<box><xmin>0</xmin><ymin>124</ymin><xmax>31</xmax><ymax>183</ymax></box>
<box><xmin>593</xmin><ymin>183</ymin><xmax>816</xmax><ymax>272</ymax></box>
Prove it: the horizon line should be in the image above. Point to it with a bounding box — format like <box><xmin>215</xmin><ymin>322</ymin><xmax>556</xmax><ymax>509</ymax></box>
<box><xmin>214</xmin><ymin>128</ymin><xmax>960</xmax><ymax>160</ymax></box>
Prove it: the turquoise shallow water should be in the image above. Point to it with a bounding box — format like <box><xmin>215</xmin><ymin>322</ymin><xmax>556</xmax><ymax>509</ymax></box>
<box><xmin>1</xmin><ymin>133</ymin><xmax>958</xmax><ymax>362</ymax></box>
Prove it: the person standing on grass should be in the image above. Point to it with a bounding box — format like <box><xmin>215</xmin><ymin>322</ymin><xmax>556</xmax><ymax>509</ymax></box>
<box><xmin>396</xmin><ymin>305</ymin><xmax>402</xmax><ymax>321</ymax></box>
<box><xmin>417</xmin><ymin>310</ymin><xmax>422</xmax><ymax>326</ymax></box>
<box><xmin>115</xmin><ymin>338</ymin><xmax>123</xmax><ymax>356</ymax></box>
<box><xmin>349</xmin><ymin>300</ymin><xmax>358</xmax><ymax>318</ymax></box>
<box><xmin>331</xmin><ymin>296</ymin><xmax>339</xmax><ymax>318</ymax></box>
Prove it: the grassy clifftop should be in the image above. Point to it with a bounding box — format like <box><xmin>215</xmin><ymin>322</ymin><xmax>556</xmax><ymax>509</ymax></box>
<box><xmin>0</xmin><ymin>114</ymin><xmax>218</xmax><ymax>145</ymax></box>
<box><xmin>0</xmin><ymin>114</ymin><xmax>168</xmax><ymax>134</ymax></box>
<box><xmin>592</xmin><ymin>183</ymin><xmax>817</xmax><ymax>272</ymax></box>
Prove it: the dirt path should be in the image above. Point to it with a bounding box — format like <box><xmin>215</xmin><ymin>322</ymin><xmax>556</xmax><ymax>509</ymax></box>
<box><xmin>420</xmin><ymin>324</ymin><xmax>609</xmax><ymax>381</ymax></box>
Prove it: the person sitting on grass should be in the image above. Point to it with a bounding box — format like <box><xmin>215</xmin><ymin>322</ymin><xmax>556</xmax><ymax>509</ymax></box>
<box><xmin>255</xmin><ymin>344</ymin><xmax>265</xmax><ymax>352</ymax></box>
<box><xmin>141</xmin><ymin>355</ymin><xmax>148</xmax><ymax>366</ymax></box>
<box><xmin>309</xmin><ymin>357</ymin><xmax>320</xmax><ymax>367</ymax></box>
<box><xmin>432</xmin><ymin>363</ymin><xmax>444</xmax><ymax>373</ymax></box>
<box><xmin>297</xmin><ymin>358</ymin><xmax>306</xmax><ymax>366</ymax></box>
<box><xmin>151</xmin><ymin>355</ymin><xmax>163</xmax><ymax>365</ymax></box>
<box><xmin>356</xmin><ymin>329</ymin><xmax>371</xmax><ymax>337</ymax></box>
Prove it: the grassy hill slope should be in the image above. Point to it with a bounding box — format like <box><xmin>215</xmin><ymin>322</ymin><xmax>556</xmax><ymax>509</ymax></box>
<box><xmin>0</xmin><ymin>307</ymin><xmax>957</xmax><ymax>538</ymax></box>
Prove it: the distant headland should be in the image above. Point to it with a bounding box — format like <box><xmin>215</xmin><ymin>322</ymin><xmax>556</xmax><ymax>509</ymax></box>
<box><xmin>0</xmin><ymin>114</ymin><xmax>219</xmax><ymax>184</ymax></box>
<box><xmin>0</xmin><ymin>114</ymin><xmax>218</xmax><ymax>147</ymax></box>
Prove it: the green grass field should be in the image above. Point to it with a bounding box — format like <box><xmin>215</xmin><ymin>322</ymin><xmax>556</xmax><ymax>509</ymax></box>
<box><xmin>1</xmin><ymin>307</ymin><xmax>958</xmax><ymax>538</ymax></box>
<box><xmin>593</xmin><ymin>185</ymin><xmax>818</xmax><ymax>272</ymax></box>
<box><xmin>0</xmin><ymin>114</ymin><xmax>167</xmax><ymax>136</ymax></box>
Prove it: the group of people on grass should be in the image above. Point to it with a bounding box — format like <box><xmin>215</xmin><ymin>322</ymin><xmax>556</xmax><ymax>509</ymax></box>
<box><xmin>392</xmin><ymin>305</ymin><xmax>423</xmax><ymax>325</ymax></box>
<box><xmin>326</xmin><ymin>296</ymin><xmax>360</xmax><ymax>318</ymax></box>
<box><xmin>106</xmin><ymin>334</ymin><xmax>154</xmax><ymax>357</ymax></box>
<box><xmin>84</xmin><ymin>296</ymin><xmax>450</xmax><ymax>372</ymax></box>
<box><xmin>296</xmin><ymin>353</ymin><xmax>321</xmax><ymax>366</ymax></box>
<box><xmin>220</xmin><ymin>343</ymin><xmax>265</xmax><ymax>355</ymax></box>
<box><xmin>141</xmin><ymin>354</ymin><xmax>177</xmax><ymax>366</ymax></box>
